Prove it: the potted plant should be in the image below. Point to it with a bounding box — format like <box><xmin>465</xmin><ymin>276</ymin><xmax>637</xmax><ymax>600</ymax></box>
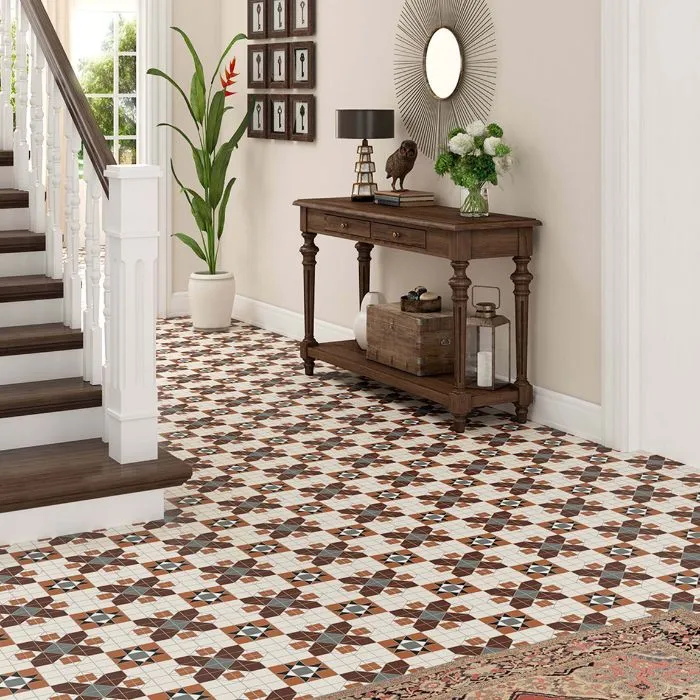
<box><xmin>148</xmin><ymin>28</ymin><xmax>251</xmax><ymax>330</ymax></box>
<box><xmin>435</xmin><ymin>121</ymin><xmax>514</xmax><ymax>217</ymax></box>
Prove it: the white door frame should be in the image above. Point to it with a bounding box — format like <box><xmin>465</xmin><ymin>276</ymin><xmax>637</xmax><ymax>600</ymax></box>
<box><xmin>137</xmin><ymin>0</ymin><xmax>173</xmax><ymax>318</ymax></box>
<box><xmin>600</xmin><ymin>0</ymin><xmax>642</xmax><ymax>452</ymax></box>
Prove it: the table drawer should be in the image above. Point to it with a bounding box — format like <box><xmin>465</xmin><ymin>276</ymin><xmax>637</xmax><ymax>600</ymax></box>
<box><xmin>308</xmin><ymin>211</ymin><xmax>370</xmax><ymax>238</ymax></box>
<box><xmin>372</xmin><ymin>222</ymin><xmax>426</xmax><ymax>248</ymax></box>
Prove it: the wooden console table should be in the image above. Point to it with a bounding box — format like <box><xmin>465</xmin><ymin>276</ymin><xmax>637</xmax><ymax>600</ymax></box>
<box><xmin>294</xmin><ymin>197</ymin><xmax>542</xmax><ymax>432</ymax></box>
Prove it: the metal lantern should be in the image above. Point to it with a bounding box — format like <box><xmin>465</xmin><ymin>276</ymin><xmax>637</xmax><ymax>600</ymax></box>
<box><xmin>467</xmin><ymin>287</ymin><xmax>512</xmax><ymax>390</ymax></box>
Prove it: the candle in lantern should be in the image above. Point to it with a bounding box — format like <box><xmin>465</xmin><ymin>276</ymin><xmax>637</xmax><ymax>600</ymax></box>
<box><xmin>477</xmin><ymin>351</ymin><xmax>493</xmax><ymax>388</ymax></box>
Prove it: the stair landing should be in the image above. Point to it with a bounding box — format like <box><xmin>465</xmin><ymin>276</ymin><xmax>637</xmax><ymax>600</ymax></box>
<box><xmin>0</xmin><ymin>439</ymin><xmax>193</xmax><ymax>513</ymax></box>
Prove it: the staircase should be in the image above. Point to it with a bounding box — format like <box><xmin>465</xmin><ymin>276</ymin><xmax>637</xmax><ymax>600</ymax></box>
<box><xmin>0</xmin><ymin>2</ymin><xmax>191</xmax><ymax>545</ymax></box>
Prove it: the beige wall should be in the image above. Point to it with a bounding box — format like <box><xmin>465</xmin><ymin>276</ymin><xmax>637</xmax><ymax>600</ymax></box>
<box><xmin>171</xmin><ymin>0</ymin><xmax>222</xmax><ymax>288</ymax></box>
<box><xmin>173</xmin><ymin>0</ymin><xmax>602</xmax><ymax>404</ymax></box>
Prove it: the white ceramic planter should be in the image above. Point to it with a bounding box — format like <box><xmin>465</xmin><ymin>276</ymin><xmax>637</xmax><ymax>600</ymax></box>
<box><xmin>354</xmin><ymin>291</ymin><xmax>386</xmax><ymax>350</ymax></box>
<box><xmin>189</xmin><ymin>271</ymin><xmax>236</xmax><ymax>331</ymax></box>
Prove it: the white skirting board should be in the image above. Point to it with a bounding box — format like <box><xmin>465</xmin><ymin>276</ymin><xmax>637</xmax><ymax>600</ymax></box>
<box><xmin>0</xmin><ymin>489</ymin><xmax>165</xmax><ymax>546</ymax></box>
<box><xmin>169</xmin><ymin>292</ymin><xmax>603</xmax><ymax>443</ymax></box>
<box><xmin>0</xmin><ymin>407</ymin><xmax>104</xmax><ymax>451</ymax></box>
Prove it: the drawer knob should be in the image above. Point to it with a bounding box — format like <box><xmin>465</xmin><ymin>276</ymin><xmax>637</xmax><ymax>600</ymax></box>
<box><xmin>340</xmin><ymin>222</ymin><xmax>349</xmax><ymax>230</ymax></box>
<box><xmin>392</xmin><ymin>231</ymin><xmax>401</xmax><ymax>239</ymax></box>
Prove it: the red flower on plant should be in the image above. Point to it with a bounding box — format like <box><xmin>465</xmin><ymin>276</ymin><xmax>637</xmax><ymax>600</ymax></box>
<box><xmin>221</xmin><ymin>57</ymin><xmax>239</xmax><ymax>97</ymax></box>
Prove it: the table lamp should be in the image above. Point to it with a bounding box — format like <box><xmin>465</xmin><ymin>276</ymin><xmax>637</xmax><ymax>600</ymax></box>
<box><xmin>336</xmin><ymin>109</ymin><xmax>395</xmax><ymax>201</ymax></box>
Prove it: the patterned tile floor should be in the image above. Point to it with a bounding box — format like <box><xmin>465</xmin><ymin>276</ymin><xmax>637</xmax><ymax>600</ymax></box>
<box><xmin>1</xmin><ymin>319</ymin><xmax>698</xmax><ymax>699</ymax></box>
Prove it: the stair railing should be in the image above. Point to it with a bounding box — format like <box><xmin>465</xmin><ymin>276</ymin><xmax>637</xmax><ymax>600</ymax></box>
<box><xmin>0</xmin><ymin>0</ymin><xmax>161</xmax><ymax>464</ymax></box>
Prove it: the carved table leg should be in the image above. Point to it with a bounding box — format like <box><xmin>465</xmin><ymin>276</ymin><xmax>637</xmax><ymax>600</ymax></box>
<box><xmin>511</xmin><ymin>256</ymin><xmax>534</xmax><ymax>422</ymax></box>
<box><xmin>356</xmin><ymin>242</ymin><xmax>373</xmax><ymax>308</ymax></box>
<box><xmin>300</xmin><ymin>232</ymin><xmax>319</xmax><ymax>376</ymax></box>
<box><xmin>449</xmin><ymin>261</ymin><xmax>472</xmax><ymax>433</ymax></box>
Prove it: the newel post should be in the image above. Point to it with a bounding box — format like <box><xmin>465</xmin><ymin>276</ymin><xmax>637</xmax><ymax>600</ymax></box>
<box><xmin>103</xmin><ymin>165</ymin><xmax>161</xmax><ymax>464</ymax></box>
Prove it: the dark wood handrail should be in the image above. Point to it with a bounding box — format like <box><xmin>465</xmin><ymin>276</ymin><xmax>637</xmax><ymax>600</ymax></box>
<box><xmin>20</xmin><ymin>0</ymin><xmax>116</xmax><ymax>196</ymax></box>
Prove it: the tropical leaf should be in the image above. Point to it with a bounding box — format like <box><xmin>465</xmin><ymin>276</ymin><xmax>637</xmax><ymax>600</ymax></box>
<box><xmin>190</xmin><ymin>73</ymin><xmax>206</xmax><ymax>124</ymax></box>
<box><xmin>209</xmin><ymin>144</ymin><xmax>234</xmax><ymax>209</ymax></box>
<box><xmin>206</xmin><ymin>90</ymin><xmax>226</xmax><ymax>153</ymax></box>
<box><xmin>156</xmin><ymin>121</ymin><xmax>197</xmax><ymax>152</ymax></box>
<box><xmin>172</xmin><ymin>26</ymin><xmax>206</xmax><ymax>92</ymax></box>
<box><xmin>147</xmin><ymin>68</ymin><xmax>197</xmax><ymax>125</ymax></box>
<box><xmin>190</xmin><ymin>192</ymin><xmax>212</xmax><ymax>234</ymax></box>
<box><xmin>170</xmin><ymin>160</ymin><xmax>193</xmax><ymax>207</ymax></box>
<box><xmin>192</xmin><ymin>148</ymin><xmax>208</xmax><ymax>189</ymax></box>
<box><xmin>217</xmin><ymin>177</ymin><xmax>236</xmax><ymax>239</ymax></box>
<box><xmin>174</xmin><ymin>233</ymin><xmax>206</xmax><ymax>262</ymax></box>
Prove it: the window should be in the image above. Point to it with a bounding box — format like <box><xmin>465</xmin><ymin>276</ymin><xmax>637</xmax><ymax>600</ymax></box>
<box><xmin>73</xmin><ymin>9</ymin><xmax>138</xmax><ymax>164</ymax></box>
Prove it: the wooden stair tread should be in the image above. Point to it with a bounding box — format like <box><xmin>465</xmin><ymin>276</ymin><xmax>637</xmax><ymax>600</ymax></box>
<box><xmin>0</xmin><ymin>439</ymin><xmax>192</xmax><ymax>513</ymax></box>
<box><xmin>0</xmin><ymin>377</ymin><xmax>101</xmax><ymax>418</ymax></box>
<box><xmin>0</xmin><ymin>189</ymin><xmax>29</xmax><ymax>209</ymax></box>
<box><xmin>0</xmin><ymin>275</ymin><xmax>63</xmax><ymax>303</ymax></box>
<box><xmin>0</xmin><ymin>230</ymin><xmax>46</xmax><ymax>254</ymax></box>
<box><xmin>0</xmin><ymin>324</ymin><xmax>83</xmax><ymax>356</ymax></box>
<box><xmin>0</xmin><ymin>151</ymin><xmax>13</xmax><ymax>167</ymax></box>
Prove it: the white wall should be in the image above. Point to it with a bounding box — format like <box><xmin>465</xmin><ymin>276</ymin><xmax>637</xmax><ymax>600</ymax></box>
<box><xmin>206</xmin><ymin>0</ymin><xmax>602</xmax><ymax>405</ymax></box>
<box><xmin>638</xmin><ymin>0</ymin><xmax>700</xmax><ymax>464</ymax></box>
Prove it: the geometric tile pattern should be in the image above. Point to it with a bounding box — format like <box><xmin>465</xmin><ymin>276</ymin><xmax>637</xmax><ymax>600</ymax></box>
<box><xmin>0</xmin><ymin>319</ymin><xmax>697</xmax><ymax>699</ymax></box>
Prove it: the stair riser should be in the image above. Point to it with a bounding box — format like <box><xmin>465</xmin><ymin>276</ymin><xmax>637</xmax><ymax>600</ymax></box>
<box><xmin>0</xmin><ymin>489</ymin><xmax>164</xmax><ymax>546</ymax></box>
<box><xmin>0</xmin><ymin>208</ymin><xmax>29</xmax><ymax>232</ymax></box>
<box><xmin>0</xmin><ymin>251</ymin><xmax>46</xmax><ymax>277</ymax></box>
<box><xmin>0</xmin><ymin>349</ymin><xmax>83</xmax><ymax>385</ymax></box>
<box><xmin>0</xmin><ymin>298</ymin><xmax>63</xmax><ymax>327</ymax></box>
<box><xmin>0</xmin><ymin>166</ymin><xmax>13</xmax><ymax>189</ymax></box>
<box><xmin>0</xmin><ymin>407</ymin><xmax>103</xmax><ymax>450</ymax></box>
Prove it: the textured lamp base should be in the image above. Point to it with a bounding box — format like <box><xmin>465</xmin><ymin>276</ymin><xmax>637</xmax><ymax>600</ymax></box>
<box><xmin>351</xmin><ymin>139</ymin><xmax>378</xmax><ymax>201</ymax></box>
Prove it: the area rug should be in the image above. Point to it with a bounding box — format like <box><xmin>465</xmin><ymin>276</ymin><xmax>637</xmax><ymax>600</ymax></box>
<box><xmin>329</xmin><ymin>611</ymin><xmax>700</xmax><ymax>700</ymax></box>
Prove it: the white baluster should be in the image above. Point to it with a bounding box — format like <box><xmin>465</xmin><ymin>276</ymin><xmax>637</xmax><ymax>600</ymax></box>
<box><xmin>45</xmin><ymin>76</ymin><xmax>62</xmax><ymax>278</ymax></box>
<box><xmin>63</xmin><ymin>117</ymin><xmax>81</xmax><ymax>329</ymax></box>
<box><xmin>102</xmin><ymin>232</ymin><xmax>111</xmax><ymax>444</ymax></box>
<box><xmin>83</xmin><ymin>159</ymin><xmax>103</xmax><ymax>385</ymax></box>
<box><xmin>0</xmin><ymin>0</ymin><xmax>13</xmax><ymax>150</ymax></box>
<box><xmin>28</xmin><ymin>28</ymin><xmax>45</xmax><ymax>233</ymax></box>
<box><xmin>13</xmin><ymin>4</ymin><xmax>29</xmax><ymax>191</ymax></box>
<box><xmin>103</xmin><ymin>165</ymin><xmax>161</xmax><ymax>464</ymax></box>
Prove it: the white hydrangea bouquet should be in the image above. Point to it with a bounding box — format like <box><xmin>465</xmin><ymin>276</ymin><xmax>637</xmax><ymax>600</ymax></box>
<box><xmin>435</xmin><ymin>120</ymin><xmax>514</xmax><ymax>217</ymax></box>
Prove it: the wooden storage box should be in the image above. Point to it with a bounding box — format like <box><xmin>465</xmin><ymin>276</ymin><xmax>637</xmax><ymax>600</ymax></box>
<box><xmin>367</xmin><ymin>303</ymin><xmax>454</xmax><ymax>377</ymax></box>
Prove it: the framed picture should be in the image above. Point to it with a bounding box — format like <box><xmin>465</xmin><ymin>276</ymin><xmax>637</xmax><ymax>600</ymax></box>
<box><xmin>248</xmin><ymin>0</ymin><xmax>267</xmax><ymax>39</ymax></box>
<box><xmin>268</xmin><ymin>95</ymin><xmax>291</xmax><ymax>140</ymax></box>
<box><xmin>268</xmin><ymin>0</ymin><xmax>289</xmax><ymax>38</ymax></box>
<box><xmin>248</xmin><ymin>45</ymin><xmax>268</xmax><ymax>88</ymax></box>
<box><xmin>268</xmin><ymin>43</ymin><xmax>290</xmax><ymax>89</ymax></box>
<box><xmin>291</xmin><ymin>41</ymin><xmax>315</xmax><ymax>89</ymax></box>
<box><xmin>291</xmin><ymin>95</ymin><xmax>315</xmax><ymax>142</ymax></box>
<box><xmin>291</xmin><ymin>0</ymin><xmax>315</xmax><ymax>36</ymax></box>
<box><xmin>248</xmin><ymin>95</ymin><xmax>268</xmax><ymax>138</ymax></box>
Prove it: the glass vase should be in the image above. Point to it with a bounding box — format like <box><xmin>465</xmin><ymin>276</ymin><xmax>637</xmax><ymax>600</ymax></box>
<box><xmin>460</xmin><ymin>183</ymin><xmax>490</xmax><ymax>218</ymax></box>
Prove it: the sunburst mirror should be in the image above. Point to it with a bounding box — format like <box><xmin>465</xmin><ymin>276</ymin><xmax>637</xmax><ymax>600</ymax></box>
<box><xmin>395</xmin><ymin>0</ymin><xmax>497</xmax><ymax>159</ymax></box>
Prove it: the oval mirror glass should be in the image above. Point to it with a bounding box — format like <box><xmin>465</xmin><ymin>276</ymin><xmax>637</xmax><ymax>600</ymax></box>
<box><xmin>425</xmin><ymin>28</ymin><xmax>462</xmax><ymax>100</ymax></box>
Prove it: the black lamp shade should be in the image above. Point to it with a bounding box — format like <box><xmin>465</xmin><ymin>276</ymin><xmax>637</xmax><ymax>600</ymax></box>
<box><xmin>336</xmin><ymin>109</ymin><xmax>395</xmax><ymax>140</ymax></box>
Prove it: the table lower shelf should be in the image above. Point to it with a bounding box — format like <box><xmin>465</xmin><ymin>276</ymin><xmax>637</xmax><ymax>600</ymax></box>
<box><xmin>307</xmin><ymin>340</ymin><xmax>519</xmax><ymax>410</ymax></box>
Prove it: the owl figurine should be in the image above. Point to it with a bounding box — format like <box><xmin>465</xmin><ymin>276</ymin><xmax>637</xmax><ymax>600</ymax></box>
<box><xmin>385</xmin><ymin>140</ymin><xmax>418</xmax><ymax>192</ymax></box>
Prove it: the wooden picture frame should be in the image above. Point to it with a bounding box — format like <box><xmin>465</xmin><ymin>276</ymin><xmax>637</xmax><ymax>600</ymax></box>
<box><xmin>268</xmin><ymin>43</ymin><xmax>290</xmax><ymax>89</ymax></box>
<box><xmin>248</xmin><ymin>44</ymin><xmax>268</xmax><ymax>89</ymax></box>
<box><xmin>268</xmin><ymin>0</ymin><xmax>290</xmax><ymax>38</ymax></box>
<box><xmin>291</xmin><ymin>0</ymin><xmax>315</xmax><ymax>37</ymax></box>
<box><xmin>248</xmin><ymin>95</ymin><xmax>268</xmax><ymax>138</ymax></box>
<box><xmin>248</xmin><ymin>0</ymin><xmax>268</xmax><ymax>39</ymax></box>
<box><xmin>290</xmin><ymin>41</ymin><xmax>315</xmax><ymax>89</ymax></box>
<box><xmin>268</xmin><ymin>95</ymin><xmax>291</xmax><ymax>140</ymax></box>
<box><xmin>291</xmin><ymin>94</ymin><xmax>315</xmax><ymax>142</ymax></box>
